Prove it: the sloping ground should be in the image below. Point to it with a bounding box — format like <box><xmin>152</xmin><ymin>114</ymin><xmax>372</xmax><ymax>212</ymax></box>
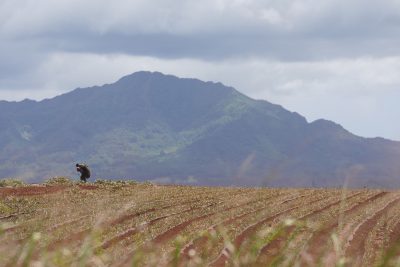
<box><xmin>1</xmin><ymin>183</ymin><xmax>400</xmax><ymax>266</ymax></box>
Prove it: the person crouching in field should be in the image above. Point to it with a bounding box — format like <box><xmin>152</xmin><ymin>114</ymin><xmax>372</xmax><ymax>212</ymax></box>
<box><xmin>76</xmin><ymin>163</ymin><xmax>91</xmax><ymax>182</ymax></box>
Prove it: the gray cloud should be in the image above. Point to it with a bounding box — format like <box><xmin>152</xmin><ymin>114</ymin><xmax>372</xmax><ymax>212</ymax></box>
<box><xmin>2</xmin><ymin>0</ymin><xmax>400</xmax><ymax>60</ymax></box>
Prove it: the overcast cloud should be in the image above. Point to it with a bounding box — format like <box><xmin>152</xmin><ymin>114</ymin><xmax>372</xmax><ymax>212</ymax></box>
<box><xmin>1</xmin><ymin>0</ymin><xmax>400</xmax><ymax>140</ymax></box>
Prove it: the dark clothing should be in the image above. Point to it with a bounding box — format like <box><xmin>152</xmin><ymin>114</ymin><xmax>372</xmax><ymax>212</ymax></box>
<box><xmin>76</xmin><ymin>164</ymin><xmax>90</xmax><ymax>182</ymax></box>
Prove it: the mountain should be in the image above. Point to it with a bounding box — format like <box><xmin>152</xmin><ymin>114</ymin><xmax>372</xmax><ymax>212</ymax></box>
<box><xmin>1</xmin><ymin>71</ymin><xmax>400</xmax><ymax>187</ymax></box>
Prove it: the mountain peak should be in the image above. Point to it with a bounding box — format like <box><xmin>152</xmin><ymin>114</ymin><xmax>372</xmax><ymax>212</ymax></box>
<box><xmin>1</xmin><ymin>72</ymin><xmax>400</xmax><ymax>187</ymax></box>
<box><xmin>116</xmin><ymin>71</ymin><xmax>232</xmax><ymax>91</ymax></box>
<box><xmin>116</xmin><ymin>71</ymin><xmax>186</xmax><ymax>85</ymax></box>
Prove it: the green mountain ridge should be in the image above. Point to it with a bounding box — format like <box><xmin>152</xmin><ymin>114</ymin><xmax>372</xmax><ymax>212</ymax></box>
<box><xmin>1</xmin><ymin>71</ymin><xmax>400</xmax><ymax>187</ymax></box>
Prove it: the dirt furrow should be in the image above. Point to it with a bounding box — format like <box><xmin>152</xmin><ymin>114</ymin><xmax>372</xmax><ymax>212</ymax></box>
<box><xmin>147</xmin><ymin>196</ymin><xmax>250</xmax><ymax>246</ymax></box>
<box><xmin>100</xmin><ymin>202</ymin><xmax>216</xmax><ymax>250</ymax></box>
<box><xmin>109</xmin><ymin>204</ymin><xmax>173</xmax><ymax>227</ymax></box>
<box><xmin>301</xmin><ymin>191</ymin><xmax>363</xmax><ymax>220</ymax></box>
<box><xmin>114</xmin><ymin>192</ymin><xmax>288</xmax><ymax>267</ymax></box>
<box><xmin>344</xmin><ymin>194</ymin><xmax>400</xmax><ymax>266</ymax></box>
<box><xmin>179</xmin><ymin>206</ymin><xmax>268</xmax><ymax>265</ymax></box>
<box><xmin>77</xmin><ymin>184</ymin><xmax>98</xmax><ymax>190</ymax></box>
<box><xmin>255</xmin><ymin>191</ymin><xmax>371</xmax><ymax>266</ymax></box>
<box><xmin>114</xmin><ymin>211</ymin><xmax>218</xmax><ymax>267</ymax></box>
<box><xmin>386</xmin><ymin>217</ymin><xmax>400</xmax><ymax>254</ymax></box>
<box><xmin>45</xmin><ymin>193</ymin><xmax>227</xmax><ymax>252</ymax></box>
<box><xmin>300</xmin><ymin>191</ymin><xmax>388</xmax><ymax>266</ymax></box>
<box><xmin>0</xmin><ymin>185</ymin><xmax>67</xmax><ymax>197</ymax></box>
<box><xmin>8</xmin><ymin>183</ymin><xmax>400</xmax><ymax>267</ymax></box>
<box><xmin>153</xmin><ymin>213</ymin><xmax>212</xmax><ymax>245</ymax></box>
<box><xmin>107</xmin><ymin>188</ymin><xmax>252</xmax><ymax>228</ymax></box>
<box><xmin>375</xmin><ymin>211</ymin><xmax>400</xmax><ymax>267</ymax></box>
<box><xmin>208</xmin><ymin>192</ymin><xmax>329</xmax><ymax>267</ymax></box>
<box><xmin>177</xmin><ymin>192</ymin><xmax>305</xmax><ymax>265</ymax></box>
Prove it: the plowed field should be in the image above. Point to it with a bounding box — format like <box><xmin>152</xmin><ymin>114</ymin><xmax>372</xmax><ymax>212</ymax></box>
<box><xmin>1</xmin><ymin>182</ymin><xmax>400</xmax><ymax>267</ymax></box>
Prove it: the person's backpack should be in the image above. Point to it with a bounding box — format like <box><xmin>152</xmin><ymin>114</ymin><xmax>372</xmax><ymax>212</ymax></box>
<box><xmin>81</xmin><ymin>164</ymin><xmax>91</xmax><ymax>178</ymax></box>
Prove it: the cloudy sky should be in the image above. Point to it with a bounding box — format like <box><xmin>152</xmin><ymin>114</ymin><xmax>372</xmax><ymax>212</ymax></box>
<box><xmin>1</xmin><ymin>0</ymin><xmax>400</xmax><ymax>140</ymax></box>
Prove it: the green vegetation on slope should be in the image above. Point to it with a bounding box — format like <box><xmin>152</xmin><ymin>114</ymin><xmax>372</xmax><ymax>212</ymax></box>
<box><xmin>1</xmin><ymin>71</ymin><xmax>400</xmax><ymax>187</ymax></box>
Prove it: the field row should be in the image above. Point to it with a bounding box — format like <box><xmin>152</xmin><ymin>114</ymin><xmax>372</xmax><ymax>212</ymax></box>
<box><xmin>1</xmin><ymin>183</ymin><xmax>400</xmax><ymax>266</ymax></box>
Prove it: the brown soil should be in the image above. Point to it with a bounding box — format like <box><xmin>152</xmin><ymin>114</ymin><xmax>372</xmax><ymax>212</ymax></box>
<box><xmin>0</xmin><ymin>185</ymin><xmax>66</xmax><ymax>197</ymax></box>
